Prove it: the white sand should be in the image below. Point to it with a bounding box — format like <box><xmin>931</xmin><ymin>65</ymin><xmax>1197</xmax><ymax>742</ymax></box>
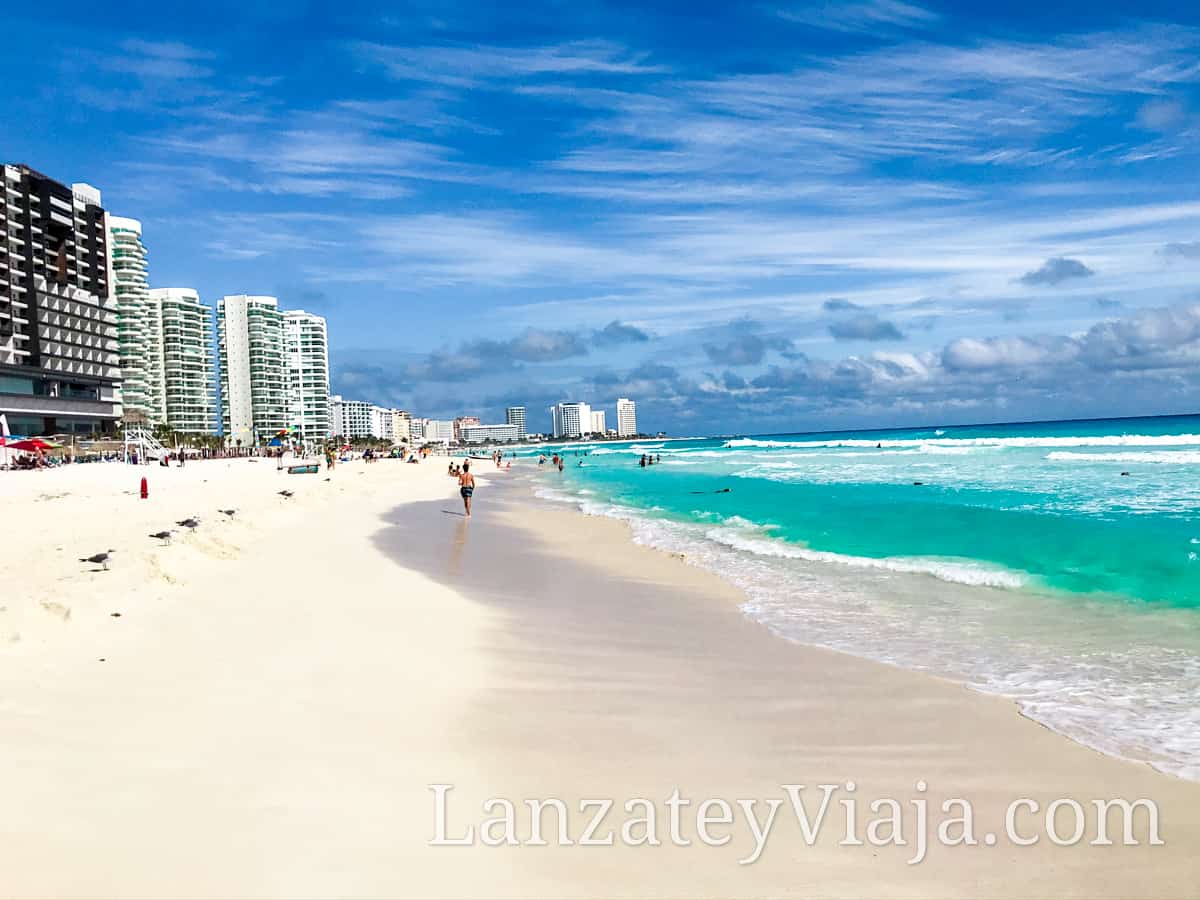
<box><xmin>0</xmin><ymin>457</ymin><xmax>1196</xmax><ymax>898</ymax></box>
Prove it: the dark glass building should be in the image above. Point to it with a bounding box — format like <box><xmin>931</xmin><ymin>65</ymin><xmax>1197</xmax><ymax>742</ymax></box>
<box><xmin>1</xmin><ymin>164</ymin><xmax>122</xmax><ymax>436</ymax></box>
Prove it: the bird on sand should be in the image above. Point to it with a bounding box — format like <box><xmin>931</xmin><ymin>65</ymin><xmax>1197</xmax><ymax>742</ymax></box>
<box><xmin>176</xmin><ymin>517</ymin><xmax>200</xmax><ymax>530</ymax></box>
<box><xmin>149</xmin><ymin>530</ymin><xmax>174</xmax><ymax>544</ymax></box>
<box><xmin>81</xmin><ymin>551</ymin><xmax>114</xmax><ymax>570</ymax></box>
<box><xmin>218</xmin><ymin>508</ymin><xmax>237</xmax><ymax>517</ymax></box>
<box><xmin>278</xmin><ymin>490</ymin><xmax>294</xmax><ymax>498</ymax></box>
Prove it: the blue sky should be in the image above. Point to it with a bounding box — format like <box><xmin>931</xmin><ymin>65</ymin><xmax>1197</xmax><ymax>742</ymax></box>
<box><xmin>6</xmin><ymin>1</ymin><xmax>1200</xmax><ymax>435</ymax></box>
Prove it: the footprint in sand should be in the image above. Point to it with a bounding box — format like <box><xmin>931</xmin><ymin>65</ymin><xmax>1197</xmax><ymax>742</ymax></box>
<box><xmin>39</xmin><ymin>600</ymin><xmax>72</xmax><ymax>622</ymax></box>
<box><xmin>147</xmin><ymin>556</ymin><xmax>179</xmax><ymax>585</ymax></box>
<box><xmin>193</xmin><ymin>535</ymin><xmax>240</xmax><ymax>560</ymax></box>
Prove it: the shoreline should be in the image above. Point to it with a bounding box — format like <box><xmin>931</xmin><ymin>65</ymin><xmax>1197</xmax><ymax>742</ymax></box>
<box><xmin>376</xmin><ymin>474</ymin><xmax>1200</xmax><ymax>896</ymax></box>
<box><xmin>526</xmin><ymin>464</ymin><xmax>1200</xmax><ymax>784</ymax></box>
<box><xmin>1</xmin><ymin>457</ymin><xmax>1197</xmax><ymax>897</ymax></box>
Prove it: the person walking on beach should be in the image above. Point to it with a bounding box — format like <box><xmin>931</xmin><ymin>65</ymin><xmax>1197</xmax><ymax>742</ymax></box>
<box><xmin>458</xmin><ymin>461</ymin><xmax>476</xmax><ymax>517</ymax></box>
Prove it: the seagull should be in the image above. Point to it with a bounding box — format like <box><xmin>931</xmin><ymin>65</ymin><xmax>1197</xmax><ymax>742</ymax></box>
<box><xmin>278</xmin><ymin>490</ymin><xmax>294</xmax><ymax>498</ymax></box>
<box><xmin>176</xmin><ymin>517</ymin><xmax>200</xmax><ymax>531</ymax></box>
<box><xmin>218</xmin><ymin>508</ymin><xmax>237</xmax><ymax>517</ymax></box>
<box><xmin>80</xmin><ymin>550</ymin><xmax>114</xmax><ymax>571</ymax></box>
<box><xmin>149</xmin><ymin>530</ymin><xmax>174</xmax><ymax>544</ymax></box>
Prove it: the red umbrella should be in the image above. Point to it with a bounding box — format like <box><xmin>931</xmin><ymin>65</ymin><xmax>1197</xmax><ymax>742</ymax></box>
<box><xmin>6</xmin><ymin>438</ymin><xmax>60</xmax><ymax>451</ymax></box>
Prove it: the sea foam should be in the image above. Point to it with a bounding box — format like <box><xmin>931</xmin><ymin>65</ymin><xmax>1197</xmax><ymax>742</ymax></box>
<box><xmin>531</xmin><ymin>477</ymin><xmax>1200</xmax><ymax>782</ymax></box>
<box><xmin>725</xmin><ymin>434</ymin><xmax>1200</xmax><ymax>450</ymax></box>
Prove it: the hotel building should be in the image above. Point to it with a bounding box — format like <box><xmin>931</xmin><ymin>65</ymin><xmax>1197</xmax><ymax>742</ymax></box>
<box><xmin>0</xmin><ymin>164</ymin><xmax>122</xmax><ymax>435</ymax></box>
<box><xmin>218</xmin><ymin>294</ymin><xmax>288</xmax><ymax>446</ymax></box>
<box><xmin>461</xmin><ymin>423</ymin><xmax>520</xmax><ymax>443</ymax></box>
<box><xmin>616</xmin><ymin>398</ymin><xmax>637</xmax><ymax>437</ymax></box>
<box><xmin>372</xmin><ymin>405</ymin><xmax>393</xmax><ymax>442</ymax></box>
<box><xmin>390</xmin><ymin>409</ymin><xmax>411</xmax><ymax>443</ymax></box>
<box><xmin>149</xmin><ymin>288</ymin><xmax>216</xmax><ymax>434</ymax></box>
<box><xmin>330</xmin><ymin>396</ymin><xmax>393</xmax><ymax>441</ymax></box>
<box><xmin>109</xmin><ymin>216</ymin><xmax>163</xmax><ymax>424</ymax></box>
<box><xmin>331</xmin><ymin>395</ymin><xmax>371</xmax><ymax>438</ymax></box>
<box><xmin>590</xmin><ymin>409</ymin><xmax>606</xmax><ymax>435</ymax></box>
<box><xmin>550</xmin><ymin>401</ymin><xmax>592</xmax><ymax>439</ymax></box>
<box><xmin>421</xmin><ymin>419</ymin><xmax>455</xmax><ymax>445</ymax></box>
<box><xmin>453</xmin><ymin>415</ymin><xmax>480</xmax><ymax>443</ymax></box>
<box><xmin>283</xmin><ymin>309</ymin><xmax>331</xmax><ymax>442</ymax></box>
<box><xmin>505</xmin><ymin>405</ymin><xmax>526</xmax><ymax>438</ymax></box>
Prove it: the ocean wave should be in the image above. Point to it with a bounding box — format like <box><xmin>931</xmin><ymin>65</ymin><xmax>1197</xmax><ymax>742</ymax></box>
<box><xmin>703</xmin><ymin>523</ymin><xmax>1028</xmax><ymax>589</ymax></box>
<box><xmin>725</xmin><ymin>433</ymin><xmax>1200</xmax><ymax>450</ymax></box>
<box><xmin>1046</xmin><ymin>450</ymin><xmax>1200</xmax><ymax>464</ymax></box>
<box><xmin>532</xmin><ymin>479</ymin><xmax>1200</xmax><ymax>781</ymax></box>
<box><xmin>591</xmin><ymin>445</ymin><xmax>669</xmax><ymax>456</ymax></box>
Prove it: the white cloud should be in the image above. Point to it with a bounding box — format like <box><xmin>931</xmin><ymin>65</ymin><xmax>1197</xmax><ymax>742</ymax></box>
<box><xmin>357</xmin><ymin>39</ymin><xmax>666</xmax><ymax>87</ymax></box>
<box><xmin>775</xmin><ymin>0</ymin><xmax>939</xmax><ymax>33</ymax></box>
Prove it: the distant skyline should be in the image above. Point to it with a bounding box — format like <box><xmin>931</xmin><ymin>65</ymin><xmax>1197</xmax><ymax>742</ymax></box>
<box><xmin>6</xmin><ymin>1</ymin><xmax>1200</xmax><ymax>434</ymax></box>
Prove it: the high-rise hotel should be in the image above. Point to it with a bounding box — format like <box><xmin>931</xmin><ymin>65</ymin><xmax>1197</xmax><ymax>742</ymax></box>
<box><xmin>218</xmin><ymin>295</ymin><xmax>289</xmax><ymax>446</ymax></box>
<box><xmin>220</xmin><ymin>297</ymin><xmax>332</xmax><ymax>446</ymax></box>
<box><xmin>616</xmin><ymin>398</ymin><xmax>637</xmax><ymax>437</ymax></box>
<box><xmin>550</xmin><ymin>401</ymin><xmax>592</xmax><ymax>439</ymax></box>
<box><xmin>283</xmin><ymin>310</ymin><xmax>331</xmax><ymax>442</ymax></box>
<box><xmin>150</xmin><ymin>288</ymin><xmax>216</xmax><ymax>434</ymax></box>
<box><xmin>3</xmin><ymin>164</ymin><xmax>334</xmax><ymax>443</ymax></box>
<box><xmin>0</xmin><ymin>164</ymin><xmax>122</xmax><ymax>435</ymax></box>
<box><xmin>505</xmin><ymin>405</ymin><xmax>526</xmax><ymax>438</ymax></box>
<box><xmin>109</xmin><ymin>216</ymin><xmax>164</xmax><ymax>425</ymax></box>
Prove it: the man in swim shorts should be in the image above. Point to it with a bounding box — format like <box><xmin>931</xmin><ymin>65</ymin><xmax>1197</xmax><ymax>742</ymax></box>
<box><xmin>458</xmin><ymin>460</ymin><xmax>476</xmax><ymax>516</ymax></box>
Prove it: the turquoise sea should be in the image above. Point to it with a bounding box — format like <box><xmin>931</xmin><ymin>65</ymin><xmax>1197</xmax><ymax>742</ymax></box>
<box><xmin>518</xmin><ymin>414</ymin><xmax>1200</xmax><ymax>780</ymax></box>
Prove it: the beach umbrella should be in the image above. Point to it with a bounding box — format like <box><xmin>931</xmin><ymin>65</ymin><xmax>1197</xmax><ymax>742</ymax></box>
<box><xmin>7</xmin><ymin>438</ymin><xmax>60</xmax><ymax>451</ymax></box>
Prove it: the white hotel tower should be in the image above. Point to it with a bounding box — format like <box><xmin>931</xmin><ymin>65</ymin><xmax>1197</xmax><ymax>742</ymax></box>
<box><xmin>218</xmin><ymin>294</ymin><xmax>288</xmax><ymax>446</ymax></box>
<box><xmin>109</xmin><ymin>216</ymin><xmax>164</xmax><ymax>424</ymax></box>
<box><xmin>283</xmin><ymin>309</ymin><xmax>331</xmax><ymax>441</ymax></box>
<box><xmin>149</xmin><ymin>288</ymin><xmax>215</xmax><ymax>434</ymax></box>
<box><xmin>616</xmin><ymin>397</ymin><xmax>637</xmax><ymax>437</ymax></box>
<box><xmin>550</xmin><ymin>401</ymin><xmax>592</xmax><ymax>439</ymax></box>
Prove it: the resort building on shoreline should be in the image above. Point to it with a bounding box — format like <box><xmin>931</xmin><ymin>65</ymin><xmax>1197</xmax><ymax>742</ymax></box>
<box><xmin>150</xmin><ymin>288</ymin><xmax>215</xmax><ymax>435</ymax></box>
<box><xmin>3</xmin><ymin>162</ymin><xmax>343</xmax><ymax>444</ymax></box>
<box><xmin>616</xmin><ymin>398</ymin><xmax>637</xmax><ymax>437</ymax></box>
<box><xmin>453</xmin><ymin>415</ymin><xmax>480</xmax><ymax>443</ymax></box>
<box><xmin>0</xmin><ymin>164</ymin><xmax>122</xmax><ymax>435</ymax></box>
<box><xmin>421</xmin><ymin>419</ymin><xmax>455</xmax><ymax>445</ymax></box>
<box><xmin>372</xmin><ymin>406</ymin><xmax>393</xmax><ymax>442</ymax></box>
<box><xmin>550</xmin><ymin>401</ymin><xmax>592</xmax><ymax>439</ymax></box>
<box><xmin>331</xmin><ymin>395</ymin><xmax>386</xmax><ymax>440</ymax></box>
<box><xmin>506</xmin><ymin>405</ymin><xmax>526</xmax><ymax>437</ymax></box>
<box><xmin>283</xmin><ymin>309</ymin><xmax>331</xmax><ymax>443</ymax></box>
<box><xmin>461</xmin><ymin>423</ymin><xmax>520</xmax><ymax>443</ymax></box>
<box><xmin>218</xmin><ymin>294</ymin><xmax>288</xmax><ymax>447</ymax></box>
<box><xmin>109</xmin><ymin>216</ymin><xmax>163</xmax><ymax>425</ymax></box>
<box><xmin>590</xmin><ymin>409</ymin><xmax>606</xmax><ymax>435</ymax></box>
<box><xmin>391</xmin><ymin>409</ymin><xmax>411</xmax><ymax>443</ymax></box>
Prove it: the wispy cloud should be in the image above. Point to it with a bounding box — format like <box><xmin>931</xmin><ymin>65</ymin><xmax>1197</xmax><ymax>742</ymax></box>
<box><xmin>774</xmin><ymin>0</ymin><xmax>939</xmax><ymax>33</ymax></box>
<box><xmin>521</xmin><ymin>23</ymin><xmax>1200</xmax><ymax>208</ymax></box>
<box><xmin>105</xmin><ymin>39</ymin><xmax>216</xmax><ymax>80</ymax></box>
<box><xmin>357</xmin><ymin>39</ymin><xmax>665</xmax><ymax>87</ymax></box>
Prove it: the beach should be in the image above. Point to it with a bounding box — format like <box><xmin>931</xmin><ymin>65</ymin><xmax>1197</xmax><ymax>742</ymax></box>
<box><xmin>1</xmin><ymin>456</ymin><xmax>1198</xmax><ymax>898</ymax></box>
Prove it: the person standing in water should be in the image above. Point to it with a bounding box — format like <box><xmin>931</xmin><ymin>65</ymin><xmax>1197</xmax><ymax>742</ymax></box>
<box><xmin>458</xmin><ymin>460</ymin><xmax>476</xmax><ymax>517</ymax></box>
